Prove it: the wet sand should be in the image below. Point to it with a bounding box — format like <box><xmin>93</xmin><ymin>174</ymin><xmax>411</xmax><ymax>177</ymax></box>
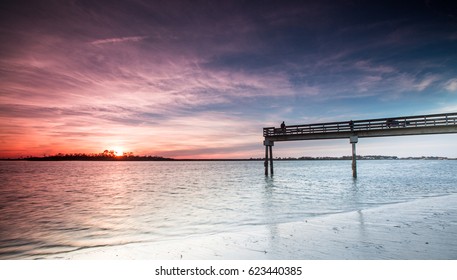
<box><xmin>51</xmin><ymin>194</ymin><xmax>457</xmax><ymax>260</ymax></box>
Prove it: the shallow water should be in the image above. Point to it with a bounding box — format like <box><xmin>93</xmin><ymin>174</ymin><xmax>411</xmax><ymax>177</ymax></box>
<box><xmin>0</xmin><ymin>160</ymin><xmax>456</xmax><ymax>259</ymax></box>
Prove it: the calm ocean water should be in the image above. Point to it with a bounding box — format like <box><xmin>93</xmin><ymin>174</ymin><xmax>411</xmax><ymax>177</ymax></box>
<box><xmin>0</xmin><ymin>160</ymin><xmax>456</xmax><ymax>259</ymax></box>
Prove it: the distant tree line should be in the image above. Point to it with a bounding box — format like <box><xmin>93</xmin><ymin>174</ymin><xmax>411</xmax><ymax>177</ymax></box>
<box><xmin>25</xmin><ymin>150</ymin><xmax>174</xmax><ymax>161</ymax></box>
<box><xmin>5</xmin><ymin>153</ymin><xmax>454</xmax><ymax>161</ymax></box>
<box><xmin>249</xmin><ymin>155</ymin><xmax>454</xmax><ymax>160</ymax></box>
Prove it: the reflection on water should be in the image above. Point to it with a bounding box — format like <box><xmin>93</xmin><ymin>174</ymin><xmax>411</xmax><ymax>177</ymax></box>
<box><xmin>0</xmin><ymin>160</ymin><xmax>456</xmax><ymax>259</ymax></box>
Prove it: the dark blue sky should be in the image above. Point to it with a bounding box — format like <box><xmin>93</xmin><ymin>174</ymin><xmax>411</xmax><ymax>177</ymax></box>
<box><xmin>1</xmin><ymin>0</ymin><xmax>457</xmax><ymax>158</ymax></box>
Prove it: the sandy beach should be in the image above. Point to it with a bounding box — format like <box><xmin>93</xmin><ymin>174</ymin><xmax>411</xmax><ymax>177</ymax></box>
<box><xmin>50</xmin><ymin>194</ymin><xmax>457</xmax><ymax>260</ymax></box>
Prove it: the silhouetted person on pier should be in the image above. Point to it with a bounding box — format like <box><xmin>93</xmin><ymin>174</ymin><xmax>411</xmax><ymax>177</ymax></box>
<box><xmin>281</xmin><ymin>121</ymin><xmax>286</xmax><ymax>133</ymax></box>
<box><xmin>386</xmin><ymin>119</ymin><xmax>399</xmax><ymax>128</ymax></box>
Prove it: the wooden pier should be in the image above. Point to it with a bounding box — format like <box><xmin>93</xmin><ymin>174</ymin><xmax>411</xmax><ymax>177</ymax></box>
<box><xmin>263</xmin><ymin>112</ymin><xmax>457</xmax><ymax>177</ymax></box>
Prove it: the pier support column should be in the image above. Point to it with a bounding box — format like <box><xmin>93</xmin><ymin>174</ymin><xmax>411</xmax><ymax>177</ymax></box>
<box><xmin>350</xmin><ymin>136</ymin><xmax>358</xmax><ymax>178</ymax></box>
<box><xmin>269</xmin><ymin>145</ymin><xmax>274</xmax><ymax>175</ymax></box>
<box><xmin>263</xmin><ymin>140</ymin><xmax>274</xmax><ymax>176</ymax></box>
<box><xmin>264</xmin><ymin>145</ymin><xmax>269</xmax><ymax>175</ymax></box>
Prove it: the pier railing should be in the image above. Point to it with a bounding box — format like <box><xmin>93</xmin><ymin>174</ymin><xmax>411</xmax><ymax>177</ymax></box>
<box><xmin>263</xmin><ymin>112</ymin><xmax>457</xmax><ymax>137</ymax></box>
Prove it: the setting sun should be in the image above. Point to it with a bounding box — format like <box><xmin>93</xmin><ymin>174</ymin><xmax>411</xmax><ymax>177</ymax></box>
<box><xmin>111</xmin><ymin>147</ymin><xmax>124</xmax><ymax>156</ymax></box>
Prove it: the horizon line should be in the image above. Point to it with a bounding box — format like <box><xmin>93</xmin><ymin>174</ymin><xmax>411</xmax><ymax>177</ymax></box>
<box><xmin>1</xmin><ymin>155</ymin><xmax>456</xmax><ymax>161</ymax></box>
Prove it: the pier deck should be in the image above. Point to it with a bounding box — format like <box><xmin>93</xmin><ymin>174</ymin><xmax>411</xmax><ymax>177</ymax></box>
<box><xmin>264</xmin><ymin>112</ymin><xmax>457</xmax><ymax>142</ymax></box>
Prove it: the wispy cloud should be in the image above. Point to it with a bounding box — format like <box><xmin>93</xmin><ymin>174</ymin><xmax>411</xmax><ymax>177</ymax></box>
<box><xmin>444</xmin><ymin>78</ymin><xmax>457</xmax><ymax>92</ymax></box>
<box><xmin>354</xmin><ymin>60</ymin><xmax>396</xmax><ymax>74</ymax></box>
<box><xmin>90</xmin><ymin>36</ymin><xmax>148</xmax><ymax>45</ymax></box>
<box><xmin>413</xmin><ymin>75</ymin><xmax>440</xmax><ymax>91</ymax></box>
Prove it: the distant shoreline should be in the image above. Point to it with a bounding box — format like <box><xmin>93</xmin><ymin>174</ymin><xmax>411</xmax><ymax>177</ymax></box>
<box><xmin>1</xmin><ymin>156</ymin><xmax>456</xmax><ymax>161</ymax></box>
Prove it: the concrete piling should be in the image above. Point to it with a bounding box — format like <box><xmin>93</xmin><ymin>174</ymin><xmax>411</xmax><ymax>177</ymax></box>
<box><xmin>350</xmin><ymin>136</ymin><xmax>358</xmax><ymax>178</ymax></box>
<box><xmin>264</xmin><ymin>140</ymin><xmax>274</xmax><ymax>176</ymax></box>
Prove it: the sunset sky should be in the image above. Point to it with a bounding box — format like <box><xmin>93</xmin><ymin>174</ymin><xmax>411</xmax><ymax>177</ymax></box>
<box><xmin>1</xmin><ymin>0</ymin><xmax>457</xmax><ymax>159</ymax></box>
